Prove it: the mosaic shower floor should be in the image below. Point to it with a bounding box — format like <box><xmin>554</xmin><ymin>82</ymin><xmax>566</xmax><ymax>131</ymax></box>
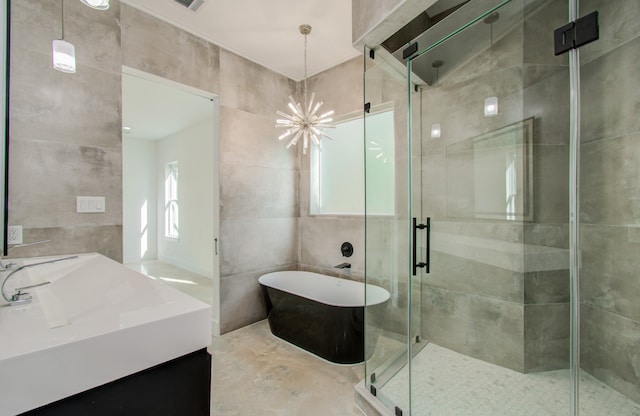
<box><xmin>379</xmin><ymin>343</ymin><xmax>640</xmax><ymax>415</ymax></box>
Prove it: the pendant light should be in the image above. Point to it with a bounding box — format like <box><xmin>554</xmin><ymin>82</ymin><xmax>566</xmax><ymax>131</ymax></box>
<box><xmin>80</xmin><ymin>0</ymin><xmax>109</xmax><ymax>10</ymax></box>
<box><xmin>52</xmin><ymin>0</ymin><xmax>76</xmax><ymax>73</ymax></box>
<box><xmin>483</xmin><ymin>12</ymin><xmax>500</xmax><ymax>117</ymax></box>
<box><xmin>276</xmin><ymin>24</ymin><xmax>335</xmax><ymax>155</ymax></box>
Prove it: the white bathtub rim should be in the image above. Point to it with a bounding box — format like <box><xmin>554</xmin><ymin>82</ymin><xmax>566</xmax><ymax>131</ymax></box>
<box><xmin>259</xmin><ymin>271</ymin><xmax>390</xmax><ymax>308</ymax></box>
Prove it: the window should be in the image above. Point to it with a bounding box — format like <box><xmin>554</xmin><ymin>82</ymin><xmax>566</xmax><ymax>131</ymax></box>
<box><xmin>165</xmin><ymin>161</ymin><xmax>179</xmax><ymax>238</ymax></box>
<box><xmin>310</xmin><ymin>108</ymin><xmax>395</xmax><ymax>215</ymax></box>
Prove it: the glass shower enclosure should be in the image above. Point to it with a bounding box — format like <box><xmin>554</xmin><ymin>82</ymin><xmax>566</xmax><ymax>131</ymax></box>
<box><xmin>364</xmin><ymin>0</ymin><xmax>640</xmax><ymax>414</ymax></box>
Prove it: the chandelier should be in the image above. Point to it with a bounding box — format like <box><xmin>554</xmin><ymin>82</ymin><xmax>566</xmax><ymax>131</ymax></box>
<box><xmin>276</xmin><ymin>24</ymin><xmax>334</xmax><ymax>155</ymax></box>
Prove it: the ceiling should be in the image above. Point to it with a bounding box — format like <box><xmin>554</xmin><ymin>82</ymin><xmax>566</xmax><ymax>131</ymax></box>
<box><xmin>122</xmin><ymin>72</ymin><xmax>214</xmax><ymax>141</ymax></box>
<box><xmin>121</xmin><ymin>0</ymin><xmax>361</xmax><ymax>82</ymax></box>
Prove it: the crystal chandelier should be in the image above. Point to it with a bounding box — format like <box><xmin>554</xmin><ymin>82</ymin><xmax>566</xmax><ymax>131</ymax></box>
<box><xmin>276</xmin><ymin>24</ymin><xmax>334</xmax><ymax>155</ymax></box>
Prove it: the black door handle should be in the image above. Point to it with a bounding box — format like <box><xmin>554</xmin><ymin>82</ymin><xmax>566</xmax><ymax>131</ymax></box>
<box><xmin>412</xmin><ymin>217</ymin><xmax>431</xmax><ymax>275</ymax></box>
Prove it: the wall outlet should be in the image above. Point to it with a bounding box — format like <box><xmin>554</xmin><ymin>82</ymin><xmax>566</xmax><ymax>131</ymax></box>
<box><xmin>8</xmin><ymin>225</ymin><xmax>23</xmax><ymax>245</ymax></box>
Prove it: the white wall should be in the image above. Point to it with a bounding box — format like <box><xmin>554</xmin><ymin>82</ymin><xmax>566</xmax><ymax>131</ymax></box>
<box><xmin>123</xmin><ymin>138</ymin><xmax>157</xmax><ymax>263</ymax></box>
<box><xmin>157</xmin><ymin>118</ymin><xmax>215</xmax><ymax>277</ymax></box>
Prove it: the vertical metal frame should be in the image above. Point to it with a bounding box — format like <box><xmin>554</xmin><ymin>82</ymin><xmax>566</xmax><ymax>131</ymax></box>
<box><xmin>568</xmin><ymin>0</ymin><xmax>581</xmax><ymax>414</ymax></box>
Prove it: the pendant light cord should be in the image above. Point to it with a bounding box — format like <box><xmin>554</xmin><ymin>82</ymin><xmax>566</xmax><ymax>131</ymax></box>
<box><xmin>303</xmin><ymin>32</ymin><xmax>308</xmax><ymax>108</ymax></box>
<box><xmin>61</xmin><ymin>0</ymin><xmax>65</xmax><ymax>40</ymax></box>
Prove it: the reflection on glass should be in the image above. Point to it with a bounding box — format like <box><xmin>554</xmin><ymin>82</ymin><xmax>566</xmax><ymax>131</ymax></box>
<box><xmin>446</xmin><ymin>117</ymin><xmax>533</xmax><ymax>221</ymax></box>
<box><xmin>310</xmin><ymin>109</ymin><xmax>395</xmax><ymax>215</ymax></box>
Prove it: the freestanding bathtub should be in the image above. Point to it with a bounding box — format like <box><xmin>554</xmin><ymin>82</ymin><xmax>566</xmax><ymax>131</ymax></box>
<box><xmin>259</xmin><ymin>271</ymin><xmax>390</xmax><ymax>364</ymax></box>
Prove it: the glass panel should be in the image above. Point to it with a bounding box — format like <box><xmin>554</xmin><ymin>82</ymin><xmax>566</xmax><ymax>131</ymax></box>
<box><xmin>406</xmin><ymin>0</ymin><xmax>574</xmax><ymax>413</ymax></box>
<box><xmin>310</xmin><ymin>110</ymin><xmax>395</xmax><ymax>215</ymax></box>
<box><xmin>364</xmin><ymin>47</ymin><xmax>411</xmax><ymax>413</ymax></box>
<box><xmin>577</xmin><ymin>0</ymin><xmax>640</xmax><ymax>414</ymax></box>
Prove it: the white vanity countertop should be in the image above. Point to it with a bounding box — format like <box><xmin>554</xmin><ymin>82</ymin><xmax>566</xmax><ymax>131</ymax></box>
<box><xmin>0</xmin><ymin>253</ymin><xmax>212</xmax><ymax>416</ymax></box>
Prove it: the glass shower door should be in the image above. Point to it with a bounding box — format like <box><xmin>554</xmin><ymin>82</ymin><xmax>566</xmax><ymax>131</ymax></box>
<box><xmin>405</xmin><ymin>0</ymin><xmax>573</xmax><ymax>414</ymax></box>
<box><xmin>364</xmin><ymin>47</ymin><xmax>412</xmax><ymax>413</ymax></box>
<box><xmin>576</xmin><ymin>0</ymin><xmax>640</xmax><ymax>413</ymax></box>
<box><xmin>364</xmin><ymin>0</ymin><xmax>640</xmax><ymax>414</ymax></box>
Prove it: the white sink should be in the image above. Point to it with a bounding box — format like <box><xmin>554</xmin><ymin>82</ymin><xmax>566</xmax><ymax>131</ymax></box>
<box><xmin>0</xmin><ymin>253</ymin><xmax>211</xmax><ymax>416</ymax></box>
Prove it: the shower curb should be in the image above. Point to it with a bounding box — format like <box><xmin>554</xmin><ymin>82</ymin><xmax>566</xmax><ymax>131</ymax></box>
<box><xmin>354</xmin><ymin>381</ymin><xmax>394</xmax><ymax>416</ymax></box>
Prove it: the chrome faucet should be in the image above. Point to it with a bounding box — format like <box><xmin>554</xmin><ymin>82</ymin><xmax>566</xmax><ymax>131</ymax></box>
<box><xmin>334</xmin><ymin>262</ymin><xmax>351</xmax><ymax>269</ymax></box>
<box><xmin>1</xmin><ymin>255</ymin><xmax>78</xmax><ymax>305</ymax></box>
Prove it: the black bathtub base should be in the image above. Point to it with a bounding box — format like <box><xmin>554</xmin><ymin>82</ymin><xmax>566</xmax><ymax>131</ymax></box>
<box><xmin>267</xmin><ymin>318</ymin><xmax>365</xmax><ymax>365</ymax></box>
<box><xmin>263</xmin><ymin>286</ymin><xmax>365</xmax><ymax>365</ymax></box>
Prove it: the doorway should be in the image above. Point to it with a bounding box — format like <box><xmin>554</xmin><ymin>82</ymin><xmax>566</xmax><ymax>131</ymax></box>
<box><xmin>122</xmin><ymin>67</ymin><xmax>219</xmax><ymax>317</ymax></box>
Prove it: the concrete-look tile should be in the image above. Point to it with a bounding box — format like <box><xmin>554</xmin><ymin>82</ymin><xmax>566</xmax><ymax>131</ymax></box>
<box><xmin>211</xmin><ymin>320</ymin><xmax>364</xmax><ymax>415</ymax></box>
<box><xmin>426</xmin><ymin>251</ymin><xmax>524</xmax><ymax>303</ymax></box>
<box><xmin>219</xmin><ymin>49</ymin><xmax>295</xmax><ymax>117</ymax></box>
<box><xmin>422</xmin><ymin>287</ymin><xmax>525</xmax><ymax>372</ymax></box>
<box><xmin>219</xmin><ymin>106</ymin><xmax>298</xmax><ymax>170</ymax></box>
<box><xmin>580</xmin><ymin>36</ymin><xmax>640</xmax><ymax>143</ymax></box>
<box><xmin>531</xmin><ymin>144</ymin><xmax>569</xmax><ymax>223</ymax></box>
<box><xmin>524</xmin><ymin>303</ymin><xmax>570</xmax><ymax>372</ymax></box>
<box><xmin>581</xmin><ymin>132</ymin><xmax>640</xmax><ymax>225</ymax></box>
<box><xmin>299</xmin><ymin>217</ymin><xmax>365</xmax><ymax>277</ymax></box>
<box><xmin>9</xmin><ymin>140</ymin><xmax>122</xmax><ymax>228</ymax></box>
<box><xmin>220</xmin><ymin>271</ymin><xmax>269</xmax><ymax>334</ymax></box>
<box><xmin>11</xmin><ymin>0</ymin><xmax>121</xmax><ymax>76</ymax></box>
<box><xmin>298</xmin><ymin>167</ymin><xmax>310</xmax><ymax>216</ymax></box>
<box><xmin>580</xmin><ymin>224</ymin><xmax>640</xmax><ymax>322</ymax></box>
<box><xmin>581</xmin><ymin>304</ymin><xmax>640</xmax><ymax>404</ymax></box>
<box><xmin>524</xmin><ymin>223</ymin><xmax>569</xmax><ymax>249</ymax></box>
<box><xmin>306</xmin><ymin>57</ymin><xmax>363</xmax><ymax>117</ymax></box>
<box><xmin>579</xmin><ymin>0</ymin><xmax>640</xmax><ymax>64</ymax></box>
<box><xmin>365</xmin><ymin>217</ymin><xmax>407</xmax><ymax>285</ymax></box>
<box><xmin>219</xmin><ymin>218</ymin><xmax>297</xmax><ymax>277</ymax></box>
<box><xmin>523</xmin><ymin>0</ymin><xmax>569</xmax><ymax>66</ymax></box>
<box><xmin>523</xmin><ymin>67</ymin><xmax>570</xmax><ymax>146</ymax></box>
<box><xmin>434</xmin><ymin>21</ymin><xmax>524</xmax><ymax>88</ymax></box>
<box><xmin>220</xmin><ymin>163</ymin><xmax>297</xmax><ymax>220</ymax></box>
<box><xmin>8</xmin><ymin>225</ymin><xmax>123</xmax><ymax>263</ymax></box>
<box><xmin>524</xmin><ymin>269</ymin><xmax>570</xmax><ymax>304</ymax></box>
<box><xmin>352</xmin><ymin>0</ymin><xmax>403</xmax><ymax>43</ymax></box>
<box><xmin>121</xmin><ymin>4</ymin><xmax>220</xmax><ymax>95</ymax></box>
<box><xmin>435</xmin><ymin>220</ymin><xmax>524</xmax><ymax>244</ymax></box>
<box><xmin>419</xmin><ymin>66</ymin><xmax>526</xmax><ymax>148</ymax></box>
<box><xmin>10</xmin><ymin>48</ymin><xmax>122</xmax><ymax>149</ymax></box>
<box><xmin>420</xmin><ymin>153</ymin><xmax>448</xmax><ymax>218</ymax></box>
<box><xmin>364</xmin><ymin>56</ymin><xmax>406</xmax><ymax>108</ymax></box>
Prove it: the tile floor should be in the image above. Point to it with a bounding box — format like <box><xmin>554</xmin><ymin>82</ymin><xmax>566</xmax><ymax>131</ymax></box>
<box><xmin>378</xmin><ymin>342</ymin><xmax>640</xmax><ymax>416</ymax></box>
<box><xmin>125</xmin><ymin>260</ymin><xmax>213</xmax><ymax>305</ymax></box>
<box><xmin>123</xmin><ymin>262</ymin><xmax>640</xmax><ymax>415</ymax></box>
<box><xmin>126</xmin><ymin>261</ymin><xmax>365</xmax><ymax>415</ymax></box>
<box><xmin>210</xmin><ymin>320</ymin><xmax>365</xmax><ymax>416</ymax></box>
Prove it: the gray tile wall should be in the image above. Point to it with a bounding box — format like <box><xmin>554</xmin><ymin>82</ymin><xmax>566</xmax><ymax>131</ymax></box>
<box><xmin>416</xmin><ymin>0</ymin><xmax>571</xmax><ymax>372</ymax></box>
<box><xmin>10</xmin><ymin>1</ymin><xmax>299</xmax><ymax>334</ymax></box>
<box><xmin>300</xmin><ymin>58</ymin><xmax>366</xmax><ymax>279</ymax></box>
<box><xmin>8</xmin><ymin>0</ymin><xmax>123</xmax><ymax>260</ymax></box>
<box><xmin>578</xmin><ymin>0</ymin><xmax>640</xmax><ymax>397</ymax></box>
<box><xmin>122</xmin><ymin>6</ymin><xmax>300</xmax><ymax>335</ymax></box>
